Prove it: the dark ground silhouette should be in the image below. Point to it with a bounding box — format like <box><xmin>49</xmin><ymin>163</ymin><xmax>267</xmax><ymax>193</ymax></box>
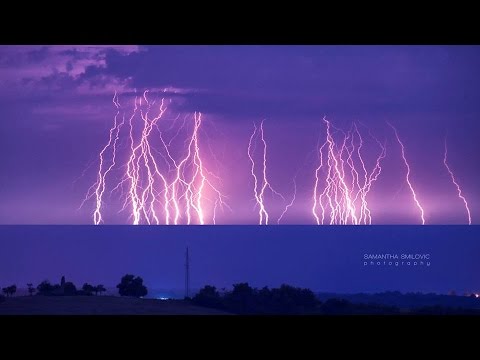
<box><xmin>317</xmin><ymin>291</ymin><xmax>480</xmax><ymax>311</ymax></box>
<box><xmin>3</xmin><ymin>276</ymin><xmax>480</xmax><ymax>315</ymax></box>
<box><xmin>192</xmin><ymin>284</ymin><xmax>480</xmax><ymax>315</ymax></box>
<box><xmin>0</xmin><ymin>296</ymin><xmax>231</xmax><ymax>315</ymax></box>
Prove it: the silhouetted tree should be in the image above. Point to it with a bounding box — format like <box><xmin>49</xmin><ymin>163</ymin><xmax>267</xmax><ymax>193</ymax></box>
<box><xmin>82</xmin><ymin>283</ymin><xmax>95</xmax><ymax>295</ymax></box>
<box><xmin>63</xmin><ymin>282</ymin><xmax>77</xmax><ymax>296</ymax></box>
<box><xmin>61</xmin><ymin>276</ymin><xmax>66</xmax><ymax>287</ymax></box>
<box><xmin>95</xmin><ymin>285</ymin><xmax>106</xmax><ymax>296</ymax></box>
<box><xmin>256</xmin><ymin>286</ymin><xmax>272</xmax><ymax>313</ymax></box>
<box><xmin>267</xmin><ymin>284</ymin><xmax>318</xmax><ymax>314</ymax></box>
<box><xmin>321</xmin><ymin>298</ymin><xmax>353</xmax><ymax>315</ymax></box>
<box><xmin>193</xmin><ymin>285</ymin><xmax>222</xmax><ymax>308</ymax></box>
<box><xmin>2</xmin><ymin>285</ymin><xmax>16</xmax><ymax>297</ymax></box>
<box><xmin>37</xmin><ymin>280</ymin><xmax>52</xmax><ymax>294</ymax></box>
<box><xmin>27</xmin><ymin>283</ymin><xmax>36</xmax><ymax>296</ymax></box>
<box><xmin>224</xmin><ymin>283</ymin><xmax>256</xmax><ymax>314</ymax></box>
<box><xmin>116</xmin><ymin>274</ymin><xmax>148</xmax><ymax>298</ymax></box>
<box><xmin>37</xmin><ymin>280</ymin><xmax>54</xmax><ymax>295</ymax></box>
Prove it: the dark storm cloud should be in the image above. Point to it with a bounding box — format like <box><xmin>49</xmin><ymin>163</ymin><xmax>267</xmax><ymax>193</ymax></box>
<box><xmin>26</xmin><ymin>46</ymin><xmax>50</xmax><ymax>62</ymax></box>
<box><xmin>0</xmin><ymin>45</ymin><xmax>140</xmax><ymax>96</ymax></box>
<box><xmin>99</xmin><ymin>45</ymin><xmax>480</xmax><ymax>120</ymax></box>
<box><xmin>3</xmin><ymin>45</ymin><xmax>478</xmax><ymax>121</ymax></box>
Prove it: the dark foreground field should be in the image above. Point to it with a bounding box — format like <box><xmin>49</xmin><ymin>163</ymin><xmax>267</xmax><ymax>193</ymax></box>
<box><xmin>0</xmin><ymin>296</ymin><xmax>231</xmax><ymax>315</ymax></box>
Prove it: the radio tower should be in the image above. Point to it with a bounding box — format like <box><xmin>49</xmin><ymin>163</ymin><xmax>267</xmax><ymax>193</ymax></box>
<box><xmin>185</xmin><ymin>246</ymin><xmax>190</xmax><ymax>299</ymax></box>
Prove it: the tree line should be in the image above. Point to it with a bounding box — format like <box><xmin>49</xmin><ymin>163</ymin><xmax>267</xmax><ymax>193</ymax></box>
<box><xmin>0</xmin><ymin>274</ymin><xmax>147</xmax><ymax>299</ymax></box>
<box><xmin>192</xmin><ymin>283</ymin><xmax>401</xmax><ymax>315</ymax></box>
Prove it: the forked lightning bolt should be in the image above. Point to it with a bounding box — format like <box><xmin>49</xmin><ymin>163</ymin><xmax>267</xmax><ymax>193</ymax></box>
<box><xmin>387</xmin><ymin>122</ymin><xmax>425</xmax><ymax>225</ymax></box>
<box><xmin>247</xmin><ymin>120</ymin><xmax>286</xmax><ymax>225</ymax></box>
<box><xmin>82</xmin><ymin>91</ymin><xmax>229</xmax><ymax>225</ymax></box>
<box><xmin>444</xmin><ymin>138</ymin><xmax>471</xmax><ymax>225</ymax></box>
<box><xmin>312</xmin><ymin>117</ymin><xmax>386</xmax><ymax>225</ymax></box>
<box><xmin>278</xmin><ymin>179</ymin><xmax>296</xmax><ymax>224</ymax></box>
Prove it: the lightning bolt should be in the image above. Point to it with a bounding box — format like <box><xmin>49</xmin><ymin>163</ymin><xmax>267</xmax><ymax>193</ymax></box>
<box><xmin>444</xmin><ymin>137</ymin><xmax>471</xmax><ymax>225</ymax></box>
<box><xmin>89</xmin><ymin>92</ymin><xmax>124</xmax><ymax>224</ymax></box>
<box><xmin>357</xmin><ymin>121</ymin><xmax>387</xmax><ymax>225</ymax></box>
<box><xmin>247</xmin><ymin>120</ymin><xmax>285</xmax><ymax>225</ymax></box>
<box><xmin>312</xmin><ymin>137</ymin><xmax>326</xmax><ymax>225</ymax></box>
<box><xmin>278</xmin><ymin>179</ymin><xmax>297</xmax><ymax>224</ymax></box>
<box><xmin>248</xmin><ymin>122</ymin><xmax>267</xmax><ymax>224</ymax></box>
<box><xmin>387</xmin><ymin>122</ymin><xmax>425</xmax><ymax>225</ymax></box>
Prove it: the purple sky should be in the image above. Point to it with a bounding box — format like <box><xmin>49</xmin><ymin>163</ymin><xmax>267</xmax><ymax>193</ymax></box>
<box><xmin>0</xmin><ymin>45</ymin><xmax>479</xmax><ymax>224</ymax></box>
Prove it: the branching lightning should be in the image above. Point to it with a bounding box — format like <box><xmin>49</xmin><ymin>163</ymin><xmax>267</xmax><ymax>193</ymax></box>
<box><xmin>312</xmin><ymin>117</ymin><xmax>386</xmax><ymax>225</ymax></box>
<box><xmin>248</xmin><ymin>120</ymin><xmax>286</xmax><ymax>225</ymax></box>
<box><xmin>444</xmin><ymin>138</ymin><xmax>471</xmax><ymax>225</ymax></box>
<box><xmin>82</xmin><ymin>91</ymin><xmax>230</xmax><ymax>225</ymax></box>
<box><xmin>278</xmin><ymin>179</ymin><xmax>297</xmax><ymax>224</ymax></box>
<box><xmin>387</xmin><ymin>122</ymin><xmax>425</xmax><ymax>225</ymax></box>
<box><xmin>81</xmin><ymin>94</ymin><xmax>474</xmax><ymax>225</ymax></box>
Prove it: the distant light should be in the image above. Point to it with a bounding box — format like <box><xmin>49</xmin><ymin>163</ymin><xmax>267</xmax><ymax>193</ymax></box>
<box><xmin>475</xmin><ymin>294</ymin><xmax>479</xmax><ymax>298</ymax></box>
<box><xmin>158</xmin><ymin>297</ymin><xmax>169</xmax><ymax>301</ymax></box>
